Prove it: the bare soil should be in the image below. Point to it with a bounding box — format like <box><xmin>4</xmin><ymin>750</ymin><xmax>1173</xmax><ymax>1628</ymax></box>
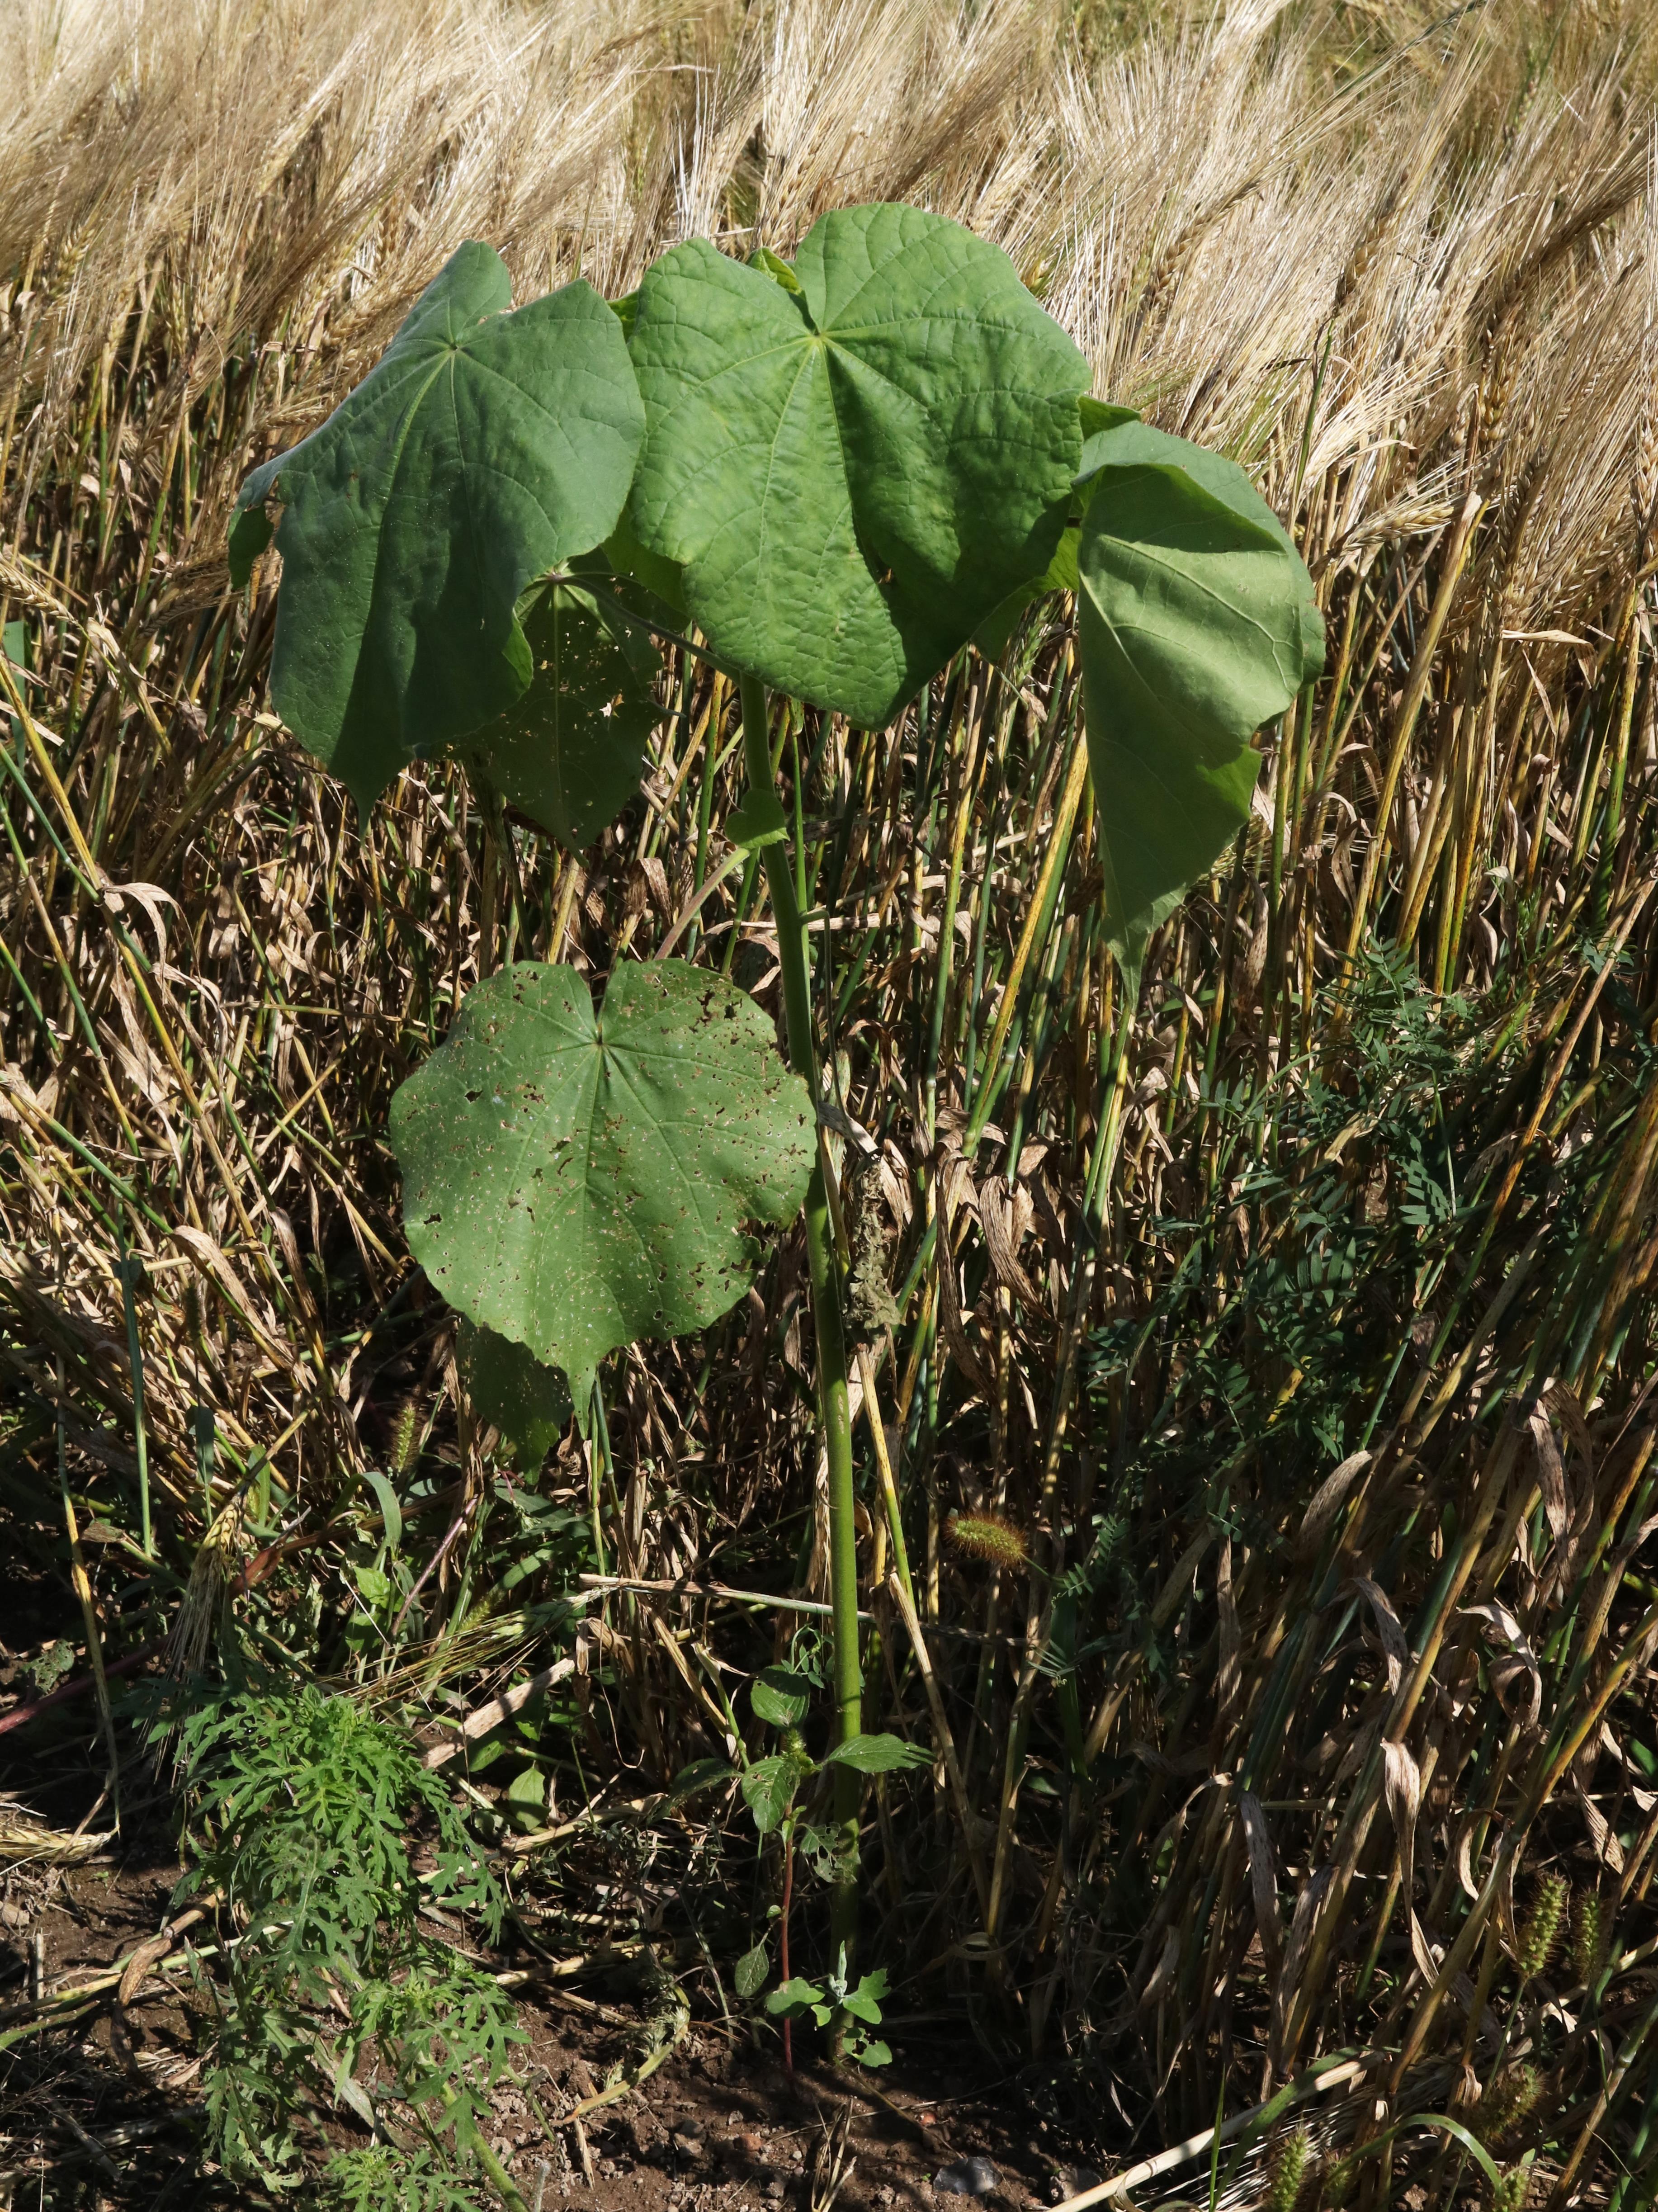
<box><xmin>1</xmin><ymin>1844</ymin><xmax>1101</xmax><ymax>2209</ymax></box>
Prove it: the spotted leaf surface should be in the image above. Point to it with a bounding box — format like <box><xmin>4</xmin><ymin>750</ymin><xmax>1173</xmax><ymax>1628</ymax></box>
<box><xmin>389</xmin><ymin>960</ymin><xmax>814</xmax><ymax>1405</ymax></box>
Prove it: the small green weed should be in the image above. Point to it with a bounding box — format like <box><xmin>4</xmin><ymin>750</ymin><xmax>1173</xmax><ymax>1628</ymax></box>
<box><xmin>175</xmin><ymin>1681</ymin><xmax>522</xmax><ymax>2197</ymax></box>
<box><xmin>766</xmin><ymin>1950</ymin><xmax>893</xmax><ymax>2068</ymax></box>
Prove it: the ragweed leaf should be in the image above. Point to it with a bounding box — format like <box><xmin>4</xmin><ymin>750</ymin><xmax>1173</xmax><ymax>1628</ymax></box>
<box><xmin>389</xmin><ymin>959</ymin><xmax>814</xmax><ymax>1407</ymax></box>
<box><xmin>626</xmin><ymin>204</ymin><xmax>1090</xmax><ymax>728</ymax></box>
<box><xmin>1074</xmin><ymin>418</ymin><xmax>1324</xmax><ymax>975</ymax></box>
<box><xmin>229</xmin><ymin>243</ymin><xmax>645</xmax><ymax>813</ymax></box>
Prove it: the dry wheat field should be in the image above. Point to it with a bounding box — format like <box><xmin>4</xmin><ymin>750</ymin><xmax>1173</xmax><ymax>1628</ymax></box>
<box><xmin>4</xmin><ymin>0</ymin><xmax>1658</xmax><ymax>2205</ymax></box>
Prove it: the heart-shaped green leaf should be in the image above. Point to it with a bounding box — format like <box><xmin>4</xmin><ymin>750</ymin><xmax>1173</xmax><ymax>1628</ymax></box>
<box><xmin>389</xmin><ymin>959</ymin><xmax>814</xmax><ymax>1406</ymax></box>
<box><xmin>463</xmin><ymin>574</ymin><xmax>662</xmax><ymax>851</ymax></box>
<box><xmin>457</xmin><ymin>1317</ymin><xmax>572</xmax><ymax>1470</ymax></box>
<box><xmin>626</xmin><ymin>205</ymin><xmax>1090</xmax><ymax>728</ymax></box>
<box><xmin>1074</xmin><ymin>419</ymin><xmax>1324</xmax><ymax>976</ymax></box>
<box><xmin>229</xmin><ymin>243</ymin><xmax>645</xmax><ymax>814</ymax></box>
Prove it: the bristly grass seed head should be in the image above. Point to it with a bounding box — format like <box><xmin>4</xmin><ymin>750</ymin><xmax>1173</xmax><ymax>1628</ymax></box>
<box><xmin>1517</xmin><ymin>1872</ymin><xmax>1568</xmax><ymax>1983</ymax></box>
<box><xmin>392</xmin><ymin>1393</ymin><xmax>424</xmax><ymax>1476</ymax></box>
<box><xmin>1265</xmin><ymin>2126</ymin><xmax>1311</xmax><ymax>2212</ymax></box>
<box><xmin>1478</xmin><ymin>2065</ymin><xmax>1542</xmax><ymax>2151</ymax></box>
<box><xmin>1491</xmin><ymin>2155</ymin><xmax>1536</xmax><ymax>2212</ymax></box>
<box><xmin>1571</xmin><ymin>1886</ymin><xmax>1606</xmax><ymax>1984</ymax></box>
<box><xmin>945</xmin><ymin>1512</ymin><xmax>1029</xmax><ymax>1569</ymax></box>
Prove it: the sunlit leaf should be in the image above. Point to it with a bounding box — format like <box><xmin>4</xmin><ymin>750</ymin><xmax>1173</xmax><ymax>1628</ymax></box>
<box><xmin>229</xmin><ymin>243</ymin><xmax>644</xmax><ymax>813</ymax></box>
<box><xmin>734</xmin><ymin>1943</ymin><xmax>770</xmax><ymax>1999</ymax></box>
<box><xmin>627</xmin><ymin>204</ymin><xmax>1089</xmax><ymax>727</ymax></box>
<box><xmin>389</xmin><ymin>959</ymin><xmax>814</xmax><ymax>1408</ymax></box>
<box><xmin>742</xmin><ymin>1755</ymin><xmax>804</xmax><ymax>1836</ymax></box>
<box><xmin>1074</xmin><ymin>419</ymin><xmax>1324</xmax><ymax>976</ymax></box>
<box><xmin>823</xmin><ymin>1732</ymin><xmax>932</xmax><ymax>1774</ymax></box>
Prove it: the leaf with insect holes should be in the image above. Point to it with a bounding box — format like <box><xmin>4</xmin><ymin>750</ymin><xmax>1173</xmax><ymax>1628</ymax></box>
<box><xmin>741</xmin><ymin>1754</ymin><xmax>808</xmax><ymax>1836</ymax></box>
<box><xmin>824</xmin><ymin>1732</ymin><xmax>932</xmax><ymax>1775</ymax></box>
<box><xmin>228</xmin><ymin>243</ymin><xmax>644</xmax><ymax>814</ymax></box>
<box><xmin>1073</xmin><ymin>418</ymin><xmax>1324</xmax><ymax>977</ymax></box>
<box><xmin>457</xmin><ymin>1317</ymin><xmax>571</xmax><ymax>1469</ymax></box>
<box><xmin>750</xmin><ymin>1668</ymin><xmax>813</xmax><ymax>1727</ymax></box>
<box><xmin>389</xmin><ymin>960</ymin><xmax>814</xmax><ymax>1410</ymax></box>
<box><xmin>463</xmin><ymin>568</ymin><xmax>662</xmax><ymax>851</ymax></box>
<box><xmin>626</xmin><ymin>205</ymin><xmax>1090</xmax><ymax>728</ymax></box>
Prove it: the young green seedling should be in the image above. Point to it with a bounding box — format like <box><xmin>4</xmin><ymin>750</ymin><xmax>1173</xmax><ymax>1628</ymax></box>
<box><xmin>733</xmin><ymin>1648</ymin><xmax>925</xmax><ymax>2068</ymax></box>
<box><xmin>229</xmin><ymin>206</ymin><xmax>1322</xmax><ymax>1990</ymax></box>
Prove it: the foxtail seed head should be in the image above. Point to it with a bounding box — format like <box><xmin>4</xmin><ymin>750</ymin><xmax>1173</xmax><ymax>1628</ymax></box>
<box><xmin>1265</xmin><ymin>2127</ymin><xmax>1310</xmax><ymax>2212</ymax></box>
<box><xmin>392</xmin><ymin>1393</ymin><xmax>423</xmax><ymax>1477</ymax></box>
<box><xmin>945</xmin><ymin>1512</ymin><xmax>1029</xmax><ymax>1569</ymax></box>
<box><xmin>1571</xmin><ymin>1886</ymin><xmax>1606</xmax><ymax>1985</ymax></box>
<box><xmin>1491</xmin><ymin>2157</ymin><xmax>1535</xmax><ymax>2212</ymax></box>
<box><xmin>1517</xmin><ymin>1872</ymin><xmax>1568</xmax><ymax>1983</ymax></box>
<box><xmin>1479</xmin><ymin>2065</ymin><xmax>1541</xmax><ymax>2151</ymax></box>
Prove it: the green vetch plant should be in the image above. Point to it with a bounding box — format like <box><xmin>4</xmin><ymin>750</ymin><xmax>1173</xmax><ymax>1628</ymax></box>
<box><xmin>230</xmin><ymin>203</ymin><xmax>1321</xmax><ymax>1994</ymax></box>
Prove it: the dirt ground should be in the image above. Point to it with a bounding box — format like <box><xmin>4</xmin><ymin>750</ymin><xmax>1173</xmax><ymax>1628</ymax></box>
<box><xmin>1</xmin><ymin>1846</ymin><xmax>1105</xmax><ymax>2209</ymax></box>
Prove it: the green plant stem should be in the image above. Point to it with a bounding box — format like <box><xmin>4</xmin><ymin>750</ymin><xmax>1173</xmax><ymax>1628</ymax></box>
<box><xmin>116</xmin><ymin>1234</ymin><xmax>152</xmax><ymax>1558</ymax></box>
<box><xmin>740</xmin><ymin>672</ymin><xmax>862</xmax><ymax>1965</ymax></box>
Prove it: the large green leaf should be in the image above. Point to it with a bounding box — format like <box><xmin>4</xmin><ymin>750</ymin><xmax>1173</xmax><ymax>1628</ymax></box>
<box><xmin>625</xmin><ymin>205</ymin><xmax>1090</xmax><ymax>728</ymax></box>
<box><xmin>973</xmin><ymin>398</ymin><xmax>1139</xmax><ymax>662</ymax></box>
<box><xmin>388</xmin><ymin>959</ymin><xmax>814</xmax><ymax>1406</ymax></box>
<box><xmin>463</xmin><ymin>574</ymin><xmax>662</xmax><ymax>851</ymax></box>
<box><xmin>228</xmin><ymin>243</ymin><xmax>645</xmax><ymax>814</ymax></box>
<box><xmin>1074</xmin><ymin>419</ymin><xmax>1324</xmax><ymax>974</ymax></box>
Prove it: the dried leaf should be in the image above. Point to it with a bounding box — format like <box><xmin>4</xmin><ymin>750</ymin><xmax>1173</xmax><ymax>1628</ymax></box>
<box><xmin>1294</xmin><ymin>1450</ymin><xmax>1372</xmax><ymax>1561</ymax></box>
<box><xmin>1238</xmin><ymin>1789</ymin><xmax>1284</xmax><ymax>1986</ymax></box>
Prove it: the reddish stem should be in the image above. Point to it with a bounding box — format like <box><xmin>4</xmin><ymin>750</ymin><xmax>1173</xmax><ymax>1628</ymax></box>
<box><xmin>780</xmin><ymin>1828</ymin><xmax>795</xmax><ymax>2078</ymax></box>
